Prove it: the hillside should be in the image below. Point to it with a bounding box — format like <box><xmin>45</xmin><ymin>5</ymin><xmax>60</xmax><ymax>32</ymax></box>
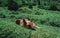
<box><xmin>0</xmin><ymin>7</ymin><xmax>60</xmax><ymax>38</ymax></box>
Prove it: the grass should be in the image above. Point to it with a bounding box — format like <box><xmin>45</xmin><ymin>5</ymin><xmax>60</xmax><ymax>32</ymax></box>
<box><xmin>0</xmin><ymin>7</ymin><xmax>60</xmax><ymax>38</ymax></box>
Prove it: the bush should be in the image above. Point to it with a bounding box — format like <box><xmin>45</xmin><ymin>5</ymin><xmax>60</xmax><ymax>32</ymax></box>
<box><xmin>49</xmin><ymin>5</ymin><xmax>58</xmax><ymax>11</ymax></box>
<box><xmin>8</xmin><ymin>0</ymin><xmax>19</xmax><ymax>11</ymax></box>
<box><xmin>28</xmin><ymin>4</ymin><xmax>33</xmax><ymax>9</ymax></box>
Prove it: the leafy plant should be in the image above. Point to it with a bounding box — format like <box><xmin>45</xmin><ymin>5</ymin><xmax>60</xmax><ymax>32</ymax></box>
<box><xmin>8</xmin><ymin>0</ymin><xmax>19</xmax><ymax>11</ymax></box>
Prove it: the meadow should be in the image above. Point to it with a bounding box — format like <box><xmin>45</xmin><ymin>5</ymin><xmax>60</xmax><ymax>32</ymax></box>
<box><xmin>0</xmin><ymin>0</ymin><xmax>60</xmax><ymax>38</ymax></box>
<box><xmin>0</xmin><ymin>7</ymin><xmax>60</xmax><ymax>38</ymax></box>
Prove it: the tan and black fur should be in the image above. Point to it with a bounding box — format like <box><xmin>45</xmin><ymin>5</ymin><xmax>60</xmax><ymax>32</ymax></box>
<box><xmin>16</xmin><ymin>18</ymin><xmax>40</xmax><ymax>30</ymax></box>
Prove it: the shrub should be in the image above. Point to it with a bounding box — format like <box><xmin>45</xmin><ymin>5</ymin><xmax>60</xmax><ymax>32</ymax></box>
<box><xmin>28</xmin><ymin>4</ymin><xmax>33</xmax><ymax>9</ymax></box>
<box><xmin>8</xmin><ymin>0</ymin><xmax>19</xmax><ymax>11</ymax></box>
<box><xmin>49</xmin><ymin>5</ymin><xmax>58</xmax><ymax>11</ymax></box>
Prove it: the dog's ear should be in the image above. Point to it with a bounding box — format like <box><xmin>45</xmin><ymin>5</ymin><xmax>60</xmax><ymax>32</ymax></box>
<box><xmin>16</xmin><ymin>19</ymin><xmax>20</xmax><ymax>25</ymax></box>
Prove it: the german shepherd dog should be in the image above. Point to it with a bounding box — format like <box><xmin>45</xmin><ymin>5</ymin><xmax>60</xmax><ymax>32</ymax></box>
<box><xmin>16</xmin><ymin>18</ymin><xmax>40</xmax><ymax>30</ymax></box>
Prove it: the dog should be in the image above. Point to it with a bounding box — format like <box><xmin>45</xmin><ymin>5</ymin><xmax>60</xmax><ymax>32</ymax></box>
<box><xmin>16</xmin><ymin>18</ymin><xmax>40</xmax><ymax>30</ymax></box>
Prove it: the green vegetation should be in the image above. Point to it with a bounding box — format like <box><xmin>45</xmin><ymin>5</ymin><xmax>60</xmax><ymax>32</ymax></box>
<box><xmin>0</xmin><ymin>0</ymin><xmax>60</xmax><ymax>38</ymax></box>
<box><xmin>0</xmin><ymin>7</ymin><xmax>60</xmax><ymax>38</ymax></box>
<box><xmin>0</xmin><ymin>0</ymin><xmax>60</xmax><ymax>10</ymax></box>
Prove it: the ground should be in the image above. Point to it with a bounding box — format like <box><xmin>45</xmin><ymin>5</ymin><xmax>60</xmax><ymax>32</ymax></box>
<box><xmin>0</xmin><ymin>7</ymin><xmax>60</xmax><ymax>38</ymax></box>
